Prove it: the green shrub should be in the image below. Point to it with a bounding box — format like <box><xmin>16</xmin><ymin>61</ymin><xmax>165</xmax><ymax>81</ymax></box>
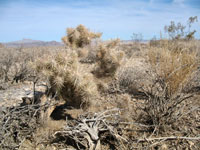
<box><xmin>164</xmin><ymin>16</ymin><xmax>198</xmax><ymax>40</ymax></box>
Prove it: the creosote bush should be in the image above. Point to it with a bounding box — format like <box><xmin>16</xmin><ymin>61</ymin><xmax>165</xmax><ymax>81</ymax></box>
<box><xmin>34</xmin><ymin>51</ymin><xmax>98</xmax><ymax>109</ymax></box>
<box><xmin>164</xmin><ymin>16</ymin><xmax>198</xmax><ymax>40</ymax></box>
<box><xmin>0</xmin><ymin>47</ymin><xmax>13</xmax><ymax>82</ymax></box>
<box><xmin>94</xmin><ymin>39</ymin><xmax>124</xmax><ymax>78</ymax></box>
<box><xmin>62</xmin><ymin>24</ymin><xmax>102</xmax><ymax>49</ymax></box>
<box><xmin>0</xmin><ymin>47</ymin><xmax>31</xmax><ymax>83</ymax></box>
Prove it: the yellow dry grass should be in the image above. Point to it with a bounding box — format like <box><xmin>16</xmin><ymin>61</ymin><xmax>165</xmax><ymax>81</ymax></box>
<box><xmin>148</xmin><ymin>42</ymin><xmax>198</xmax><ymax>95</ymax></box>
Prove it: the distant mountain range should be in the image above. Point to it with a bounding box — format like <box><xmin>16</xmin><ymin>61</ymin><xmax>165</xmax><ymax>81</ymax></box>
<box><xmin>2</xmin><ymin>39</ymin><xmax>64</xmax><ymax>48</ymax></box>
<box><xmin>1</xmin><ymin>39</ymin><xmax>149</xmax><ymax>48</ymax></box>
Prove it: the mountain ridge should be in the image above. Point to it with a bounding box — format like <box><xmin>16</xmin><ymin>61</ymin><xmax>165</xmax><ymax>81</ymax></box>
<box><xmin>2</xmin><ymin>39</ymin><xmax>64</xmax><ymax>48</ymax></box>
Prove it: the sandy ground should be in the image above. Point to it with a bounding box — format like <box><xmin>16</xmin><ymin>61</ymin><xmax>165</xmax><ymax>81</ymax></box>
<box><xmin>0</xmin><ymin>82</ymin><xmax>46</xmax><ymax>108</ymax></box>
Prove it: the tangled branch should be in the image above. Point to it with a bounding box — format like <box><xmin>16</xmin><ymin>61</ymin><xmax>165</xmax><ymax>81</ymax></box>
<box><xmin>54</xmin><ymin>108</ymin><xmax>127</xmax><ymax>150</ymax></box>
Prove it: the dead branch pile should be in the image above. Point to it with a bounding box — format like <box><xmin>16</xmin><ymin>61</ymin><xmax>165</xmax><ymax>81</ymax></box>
<box><xmin>0</xmin><ymin>99</ymin><xmax>55</xmax><ymax>150</ymax></box>
<box><xmin>54</xmin><ymin>108</ymin><xmax>127</xmax><ymax>150</ymax></box>
<box><xmin>0</xmin><ymin>104</ymin><xmax>40</xmax><ymax>150</ymax></box>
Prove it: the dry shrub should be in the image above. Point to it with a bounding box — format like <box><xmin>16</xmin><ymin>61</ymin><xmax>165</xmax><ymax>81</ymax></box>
<box><xmin>0</xmin><ymin>47</ymin><xmax>15</xmax><ymax>82</ymax></box>
<box><xmin>120</xmin><ymin>43</ymin><xmax>144</xmax><ymax>58</ymax></box>
<box><xmin>62</xmin><ymin>24</ymin><xmax>102</xmax><ymax>49</ymax></box>
<box><xmin>150</xmin><ymin>39</ymin><xmax>200</xmax><ymax>54</ymax></box>
<box><xmin>139</xmin><ymin>42</ymin><xmax>198</xmax><ymax>131</ymax></box>
<box><xmin>0</xmin><ymin>47</ymin><xmax>38</xmax><ymax>83</ymax></box>
<box><xmin>94</xmin><ymin>39</ymin><xmax>124</xmax><ymax>78</ymax></box>
<box><xmin>115</xmin><ymin>57</ymin><xmax>153</xmax><ymax>98</ymax></box>
<box><xmin>34</xmin><ymin>51</ymin><xmax>98</xmax><ymax>109</ymax></box>
<box><xmin>148</xmin><ymin>45</ymin><xmax>197</xmax><ymax>95</ymax></box>
<box><xmin>11</xmin><ymin>48</ymin><xmax>33</xmax><ymax>83</ymax></box>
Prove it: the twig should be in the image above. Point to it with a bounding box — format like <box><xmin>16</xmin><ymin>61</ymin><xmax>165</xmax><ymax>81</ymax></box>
<box><xmin>137</xmin><ymin>136</ymin><xmax>200</xmax><ymax>142</ymax></box>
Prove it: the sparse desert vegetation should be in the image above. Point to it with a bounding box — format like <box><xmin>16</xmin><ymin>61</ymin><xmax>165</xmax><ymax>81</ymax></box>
<box><xmin>0</xmin><ymin>20</ymin><xmax>200</xmax><ymax>150</ymax></box>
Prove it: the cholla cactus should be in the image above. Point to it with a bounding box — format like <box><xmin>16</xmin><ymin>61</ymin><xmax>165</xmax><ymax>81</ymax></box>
<box><xmin>62</xmin><ymin>24</ymin><xmax>102</xmax><ymax>49</ymax></box>
<box><xmin>94</xmin><ymin>39</ymin><xmax>124</xmax><ymax>77</ymax></box>
<box><xmin>106</xmin><ymin>38</ymin><xmax>120</xmax><ymax>49</ymax></box>
<box><xmin>34</xmin><ymin>51</ymin><xmax>98</xmax><ymax>109</ymax></box>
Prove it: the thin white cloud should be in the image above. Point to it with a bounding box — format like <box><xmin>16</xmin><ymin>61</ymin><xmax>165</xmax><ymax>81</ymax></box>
<box><xmin>173</xmin><ymin>0</ymin><xmax>185</xmax><ymax>3</ymax></box>
<box><xmin>0</xmin><ymin>0</ymin><xmax>199</xmax><ymax>42</ymax></box>
<box><xmin>173</xmin><ymin>0</ymin><xmax>185</xmax><ymax>7</ymax></box>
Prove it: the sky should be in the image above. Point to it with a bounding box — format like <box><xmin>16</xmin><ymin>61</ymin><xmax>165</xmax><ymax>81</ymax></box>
<box><xmin>0</xmin><ymin>0</ymin><xmax>200</xmax><ymax>42</ymax></box>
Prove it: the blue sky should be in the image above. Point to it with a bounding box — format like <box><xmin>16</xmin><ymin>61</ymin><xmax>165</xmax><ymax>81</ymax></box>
<box><xmin>0</xmin><ymin>0</ymin><xmax>199</xmax><ymax>42</ymax></box>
